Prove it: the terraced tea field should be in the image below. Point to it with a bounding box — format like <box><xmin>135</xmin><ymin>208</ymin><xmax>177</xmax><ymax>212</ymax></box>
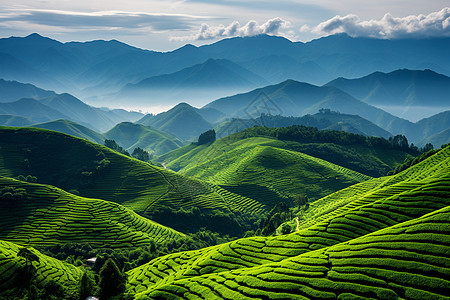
<box><xmin>0</xmin><ymin>177</ymin><xmax>184</xmax><ymax>248</ymax></box>
<box><xmin>134</xmin><ymin>205</ymin><xmax>450</xmax><ymax>299</ymax></box>
<box><xmin>162</xmin><ymin>137</ymin><xmax>371</xmax><ymax>205</ymax></box>
<box><xmin>0</xmin><ymin>127</ymin><xmax>266</xmax><ymax>233</ymax></box>
<box><xmin>126</xmin><ymin>146</ymin><xmax>450</xmax><ymax>298</ymax></box>
<box><xmin>0</xmin><ymin>239</ymin><xmax>82</xmax><ymax>294</ymax></box>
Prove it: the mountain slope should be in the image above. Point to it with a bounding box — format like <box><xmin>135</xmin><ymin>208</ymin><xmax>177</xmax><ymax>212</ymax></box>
<box><xmin>326</xmin><ymin>69</ymin><xmax>450</xmax><ymax>107</ymax></box>
<box><xmin>0</xmin><ymin>115</ymin><xmax>32</xmax><ymax>127</ymax></box>
<box><xmin>203</xmin><ymin>79</ymin><xmax>415</xmax><ymax>136</ymax></box>
<box><xmin>161</xmin><ymin>125</ymin><xmax>413</xmax><ymax>178</ymax></box>
<box><xmin>138</xmin><ymin>103</ymin><xmax>213</xmax><ymax>141</ymax></box>
<box><xmin>0</xmin><ymin>98</ymin><xmax>70</xmax><ymax>123</ymax></box>
<box><xmin>104</xmin><ymin>122</ymin><xmax>184</xmax><ymax>155</ymax></box>
<box><xmin>168</xmin><ymin>136</ymin><xmax>371</xmax><ymax>205</ymax></box>
<box><xmin>31</xmin><ymin>119</ymin><xmax>105</xmax><ymax>144</ymax></box>
<box><xmin>0</xmin><ymin>176</ymin><xmax>184</xmax><ymax>248</ymax></box>
<box><xmin>216</xmin><ymin>111</ymin><xmax>392</xmax><ymax>139</ymax></box>
<box><xmin>116</xmin><ymin>58</ymin><xmax>268</xmax><ymax>107</ymax></box>
<box><xmin>126</xmin><ymin>145</ymin><xmax>450</xmax><ymax>298</ymax></box>
<box><xmin>0</xmin><ymin>127</ymin><xmax>269</xmax><ymax>235</ymax></box>
<box><xmin>0</xmin><ymin>78</ymin><xmax>55</xmax><ymax>103</ymax></box>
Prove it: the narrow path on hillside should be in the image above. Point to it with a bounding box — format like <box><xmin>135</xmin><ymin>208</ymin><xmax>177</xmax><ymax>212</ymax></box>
<box><xmin>296</xmin><ymin>217</ymin><xmax>300</xmax><ymax>231</ymax></box>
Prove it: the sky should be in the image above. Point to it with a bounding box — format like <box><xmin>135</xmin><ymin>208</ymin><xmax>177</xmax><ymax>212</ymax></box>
<box><xmin>0</xmin><ymin>0</ymin><xmax>449</xmax><ymax>51</ymax></box>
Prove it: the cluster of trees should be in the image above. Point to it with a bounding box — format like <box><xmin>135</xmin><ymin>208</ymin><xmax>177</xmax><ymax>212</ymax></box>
<box><xmin>233</xmin><ymin>125</ymin><xmax>428</xmax><ymax>154</ymax></box>
<box><xmin>197</xmin><ymin>129</ymin><xmax>216</xmax><ymax>145</ymax></box>
<box><xmin>387</xmin><ymin>143</ymin><xmax>447</xmax><ymax>175</ymax></box>
<box><xmin>6</xmin><ymin>246</ymin><xmax>129</xmax><ymax>300</ymax></box>
<box><xmin>0</xmin><ymin>186</ymin><xmax>27</xmax><ymax>207</ymax></box>
<box><xmin>104</xmin><ymin>139</ymin><xmax>130</xmax><ymax>156</ymax></box>
<box><xmin>15</xmin><ymin>175</ymin><xmax>37</xmax><ymax>183</ymax></box>
<box><xmin>104</xmin><ymin>139</ymin><xmax>152</xmax><ymax>162</ymax></box>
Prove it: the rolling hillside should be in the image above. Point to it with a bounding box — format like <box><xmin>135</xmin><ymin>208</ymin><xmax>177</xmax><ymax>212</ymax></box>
<box><xmin>170</xmin><ymin>137</ymin><xmax>371</xmax><ymax>205</ymax></box>
<box><xmin>32</xmin><ymin>119</ymin><xmax>105</xmax><ymax>144</ymax></box>
<box><xmin>105</xmin><ymin>122</ymin><xmax>185</xmax><ymax>155</ymax></box>
<box><xmin>0</xmin><ymin>239</ymin><xmax>83</xmax><ymax>297</ymax></box>
<box><xmin>160</xmin><ymin>126</ymin><xmax>413</xmax><ymax>178</ymax></box>
<box><xmin>0</xmin><ymin>127</ymin><xmax>269</xmax><ymax>235</ymax></box>
<box><xmin>0</xmin><ymin>177</ymin><xmax>184</xmax><ymax>248</ymax></box>
<box><xmin>126</xmin><ymin>145</ymin><xmax>450</xmax><ymax>299</ymax></box>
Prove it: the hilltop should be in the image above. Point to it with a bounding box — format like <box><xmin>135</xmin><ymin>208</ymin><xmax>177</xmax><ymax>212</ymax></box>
<box><xmin>161</xmin><ymin>125</ymin><xmax>414</xmax><ymax>178</ymax></box>
<box><xmin>104</xmin><ymin>122</ymin><xmax>185</xmax><ymax>155</ymax></box>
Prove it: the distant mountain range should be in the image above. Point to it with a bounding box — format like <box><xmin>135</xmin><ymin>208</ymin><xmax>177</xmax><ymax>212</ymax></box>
<box><xmin>326</xmin><ymin>69</ymin><xmax>450</xmax><ymax>121</ymax></box>
<box><xmin>114</xmin><ymin>59</ymin><xmax>269</xmax><ymax>107</ymax></box>
<box><xmin>1</xmin><ymin>33</ymin><xmax>449</xmax><ymax>108</ymax></box>
<box><xmin>0</xmin><ymin>79</ymin><xmax>142</xmax><ymax>131</ymax></box>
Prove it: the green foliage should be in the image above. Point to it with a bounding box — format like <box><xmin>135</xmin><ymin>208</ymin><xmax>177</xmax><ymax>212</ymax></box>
<box><xmin>99</xmin><ymin>258</ymin><xmax>126</xmax><ymax>299</ymax></box>
<box><xmin>131</xmin><ymin>147</ymin><xmax>150</xmax><ymax>162</ymax></box>
<box><xmin>197</xmin><ymin>129</ymin><xmax>216</xmax><ymax>145</ymax></box>
<box><xmin>79</xmin><ymin>272</ymin><xmax>95</xmax><ymax>300</ymax></box>
<box><xmin>104</xmin><ymin>139</ymin><xmax>130</xmax><ymax>156</ymax></box>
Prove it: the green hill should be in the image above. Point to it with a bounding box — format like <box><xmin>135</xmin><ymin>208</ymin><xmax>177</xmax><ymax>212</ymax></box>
<box><xmin>173</xmin><ymin>137</ymin><xmax>371</xmax><ymax>205</ymax></box>
<box><xmin>0</xmin><ymin>177</ymin><xmax>184</xmax><ymax>248</ymax></box>
<box><xmin>32</xmin><ymin>119</ymin><xmax>105</xmax><ymax>144</ymax></box>
<box><xmin>104</xmin><ymin>122</ymin><xmax>185</xmax><ymax>155</ymax></box>
<box><xmin>0</xmin><ymin>239</ymin><xmax>83</xmax><ymax>298</ymax></box>
<box><xmin>126</xmin><ymin>145</ymin><xmax>450</xmax><ymax>299</ymax></box>
<box><xmin>161</xmin><ymin>126</ymin><xmax>413</xmax><ymax>178</ymax></box>
<box><xmin>0</xmin><ymin>127</ymin><xmax>268</xmax><ymax>235</ymax></box>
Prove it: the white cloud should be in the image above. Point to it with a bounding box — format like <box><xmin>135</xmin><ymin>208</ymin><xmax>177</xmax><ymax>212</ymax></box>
<box><xmin>310</xmin><ymin>7</ymin><xmax>450</xmax><ymax>38</ymax></box>
<box><xmin>0</xmin><ymin>9</ymin><xmax>208</xmax><ymax>31</ymax></box>
<box><xmin>171</xmin><ymin>17</ymin><xmax>288</xmax><ymax>41</ymax></box>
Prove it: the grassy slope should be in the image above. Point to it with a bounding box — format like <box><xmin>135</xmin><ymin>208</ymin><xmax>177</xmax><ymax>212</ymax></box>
<box><xmin>160</xmin><ymin>129</ymin><xmax>412</xmax><ymax>178</ymax></box>
<box><xmin>177</xmin><ymin>137</ymin><xmax>370</xmax><ymax>204</ymax></box>
<box><xmin>126</xmin><ymin>146</ymin><xmax>450</xmax><ymax>298</ymax></box>
<box><xmin>104</xmin><ymin>122</ymin><xmax>185</xmax><ymax>155</ymax></box>
<box><xmin>0</xmin><ymin>127</ymin><xmax>265</xmax><ymax>234</ymax></box>
<box><xmin>0</xmin><ymin>240</ymin><xmax>83</xmax><ymax>294</ymax></box>
<box><xmin>31</xmin><ymin>119</ymin><xmax>105</xmax><ymax>144</ymax></box>
<box><xmin>0</xmin><ymin>177</ymin><xmax>184</xmax><ymax>248</ymax></box>
<box><xmin>138</xmin><ymin>205</ymin><xmax>450</xmax><ymax>299</ymax></box>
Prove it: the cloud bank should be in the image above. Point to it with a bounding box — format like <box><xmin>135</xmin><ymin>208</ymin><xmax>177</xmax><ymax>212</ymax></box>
<box><xmin>312</xmin><ymin>7</ymin><xmax>450</xmax><ymax>38</ymax></box>
<box><xmin>171</xmin><ymin>17</ymin><xmax>288</xmax><ymax>41</ymax></box>
<box><xmin>0</xmin><ymin>9</ymin><xmax>205</xmax><ymax>31</ymax></box>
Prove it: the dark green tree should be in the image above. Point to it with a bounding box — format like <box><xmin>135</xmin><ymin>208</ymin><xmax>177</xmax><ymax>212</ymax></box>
<box><xmin>79</xmin><ymin>272</ymin><xmax>95</xmax><ymax>300</ymax></box>
<box><xmin>198</xmin><ymin>129</ymin><xmax>216</xmax><ymax>145</ymax></box>
<box><xmin>17</xmin><ymin>247</ymin><xmax>39</xmax><ymax>268</ymax></box>
<box><xmin>104</xmin><ymin>139</ymin><xmax>130</xmax><ymax>156</ymax></box>
<box><xmin>132</xmin><ymin>147</ymin><xmax>150</xmax><ymax>162</ymax></box>
<box><xmin>98</xmin><ymin>258</ymin><xmax>126</xmax><ymax>299</ymax></box>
